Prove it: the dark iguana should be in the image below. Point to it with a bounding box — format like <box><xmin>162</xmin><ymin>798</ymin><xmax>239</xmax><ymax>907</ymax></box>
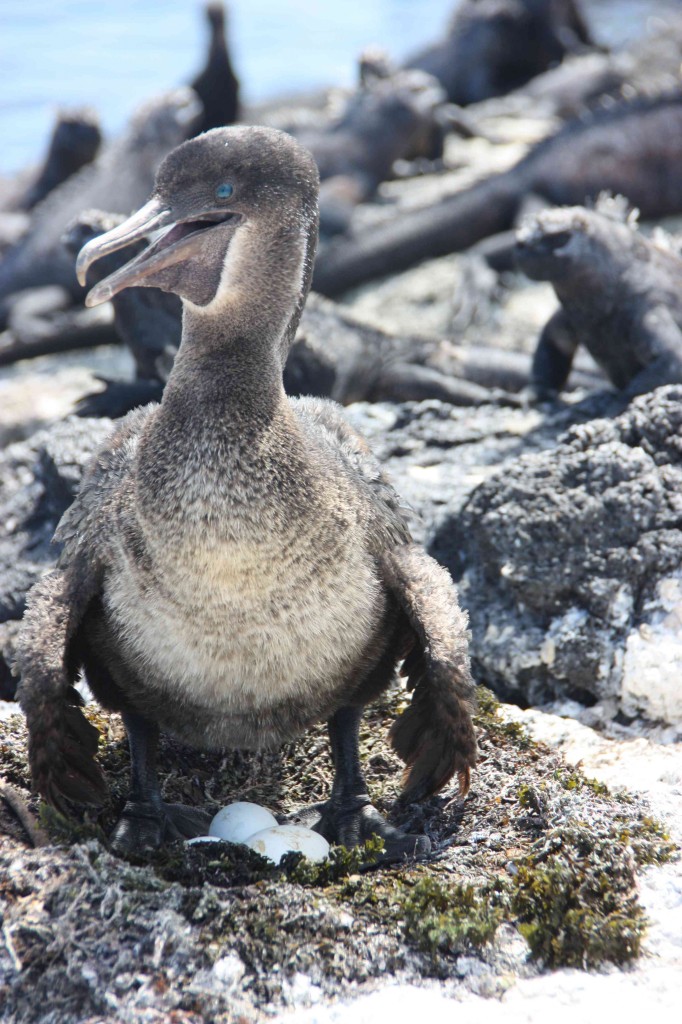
<box><xmin>0</xmin><ymin>89</ymin><xmax>202</xmax><ymax>316</ymax></box>
<box><xmin>516</xmin><ymin>196</ymin><xmax>682</xmax><ymax>398</ymax></box>
<box><xmin>293</xmin><ymin>67</ymin><xmax>447</xmax><ymax>236</ymax></box>
<box><xmin>404</xmin><ymin>0</ymin><xmax>594</xmax><ymax>105</ymax></box>
<box><xmin>313</xmin><ymin>90</ymin><xmax>682</xmax><ymax>296</ymax></box>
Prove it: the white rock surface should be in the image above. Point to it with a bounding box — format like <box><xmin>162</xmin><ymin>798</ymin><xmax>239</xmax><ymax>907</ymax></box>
<box><xmin>0</xmin><ymin>343</ymin><xmax>132</xmax><ymax>444</ymax></box>
<box><xmin>621</xmin><ymin>573</ymin><xmax>682</xmax><ymax>726</ymax></box>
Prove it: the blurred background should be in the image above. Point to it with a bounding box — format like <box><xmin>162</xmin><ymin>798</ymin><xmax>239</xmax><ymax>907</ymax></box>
<box><xmin>0</xmin><ymin>0</ymin><xmax>676</xmax><ymax>175</ymax></box>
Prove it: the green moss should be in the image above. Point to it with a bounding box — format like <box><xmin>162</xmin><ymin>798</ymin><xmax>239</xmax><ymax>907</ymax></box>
<box><xmin>402</xmin><ymin>876</ymin><xmax>504</xmax><ymax>957</ymax></box>
<box><xmin>554</xmin><ymin>768</ymin><xmax>609</xmax><ymax>796</ymax></box>
<box><xmin>615</xmin><ymin>813</ymin><xmax>678</xmax><ymax>867</ymax></box>
<box><xmin>282</xmin><ymin>835</ymin><xmax>386</xmax><ymax>884</ymax></box>
<box><xmin>517</xmin><ymin>782</ymin><xmax>547</xmax><ymax>813</ymax></box>
<box><xmin>510</xmin><ymin>825</ymin><xmax>647</xmax><ymax>968</ymax></box>
<box><xmin>150</xmin><ymin>835</ymin><xmax>386</xmax><ymax>893</ymax></box>
<box><xmin>474</xmin><ymin>686</ymin><xmax>532</xmax><ymax>749</ymax></box>
<box><xmin>38</xmin><ymin>803</ymin><xmax>109</xmax><ymax>847</ymax></box>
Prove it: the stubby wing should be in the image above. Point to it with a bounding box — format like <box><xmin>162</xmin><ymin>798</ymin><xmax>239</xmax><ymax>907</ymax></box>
<box><xmin>379</xmin><ymin>544</ymin><xmax>477</xmax><ymax>800</ymax></box>
<box><xmin>16</xmin><ymin>567</ymin><xmax>107</xmax><ymax>811</ymax></box>
<box><xmin>55</xmin><ymin>404</ymin><xmax>152</xmax><ymax>566</ymax></box>
<box><xmin>17</xmin><ymin>405</ymin><xmax>153</xmax><ymax>811</ymax></box>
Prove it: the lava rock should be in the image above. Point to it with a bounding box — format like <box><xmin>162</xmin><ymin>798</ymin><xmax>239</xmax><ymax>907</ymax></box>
<box><xmin>345</xmin><ymin>390</ymin><xmax>616</xmax><ymax>546</ymax></box>
<box><xmin>432</xmin><ymin>386</ymin><xmax>682</xmax><ymax>723</ymax></box>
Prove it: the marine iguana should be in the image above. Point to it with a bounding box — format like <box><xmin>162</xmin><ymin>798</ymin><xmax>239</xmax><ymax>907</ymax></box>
<box><xmin>405</xmin><ymin>0</ymin><xmax>594</xmax><ymax>105</ymax></box>
<box><xmin>16</xmin><ymin>126</ymin><xmax>477</xmax><ymax>859</ymax></box>
<box><xmin>312</xmin><ymin>89</ymin><xmax>682</xmax><ymax>296</ymax></box>
<box><xmin>0</xmin><ymin>89</ymin><xmax>202</xmax><ymax>315</ymax></box>
<box><xmin>294</xmin><ymin>67</ymin><xmax>447</xmax><ymax>235</ymax></box>
<box><xmin>515</xmin><ymin>196</ymin><xmax>682</xmax><ymax>398</ymax></box>
<box><xmin>473</xmin><ymin>14</ymin><xmax>682</xmax><ymax>121</ymax></box>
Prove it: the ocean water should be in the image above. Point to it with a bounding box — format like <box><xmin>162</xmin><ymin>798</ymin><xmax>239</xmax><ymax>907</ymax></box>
<box><xmin>0</xmin><ymin>0</ymin><xmax>674</xmax><ymax>176</ymax></box>
<box><xmin>0</xmin><ymin>0</ymin><xmax>457</xmax><ymax>175</ymax></box>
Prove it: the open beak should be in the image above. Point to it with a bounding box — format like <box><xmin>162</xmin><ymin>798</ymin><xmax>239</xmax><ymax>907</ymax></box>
<box><xmin>76</xmin><ymin>197</ymin><xmax>239</xmax><ymax>307</ymax></box>
<box><xmin>76</xmin><ymin>199</ymin><xmax>171</xmax><ymax>302</ymax></box>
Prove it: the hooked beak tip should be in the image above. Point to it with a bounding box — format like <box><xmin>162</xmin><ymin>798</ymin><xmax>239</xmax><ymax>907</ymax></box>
<box><xmin>74</xmin><ymin>198</ymin><xmax>171</xmax><ymax>292</ymax></box>
<box><xmin>84</xmin><ymin>285</ymin><xmax>105</xmax><ymax>308</ymax></box>
<box><xmin>76</xmin><ymin>256</ymin><xmax>90</xmax><ymax>288</ymax></box>
<box><xmin>75</xmin><ymin>237</ymin><xmax>99</xmax><ymax>287</ymax></box>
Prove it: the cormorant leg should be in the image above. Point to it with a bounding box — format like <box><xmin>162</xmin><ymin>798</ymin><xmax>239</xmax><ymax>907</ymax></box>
<box><xmin>315</xmin><ymin>707</ymin><xmax>431</xmax><ymax>862</ymax></box>
<box><xmin>110</xmin><ymin>711</ymin><xmax>210</xmax><ymax>855</ymax></box>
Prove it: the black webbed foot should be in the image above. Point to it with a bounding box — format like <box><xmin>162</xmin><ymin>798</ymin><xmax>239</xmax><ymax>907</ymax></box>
<box><xmin>317</xmin><ymin>795</ymin><xmax>430</xmax><ymax>862</ymax></box>
<box><xmin>110</xmin><ymin>799</ymin><xmax>212</xmax><ymax>855</ymax></box>
<box><xmin>284</xmin><ymin>794</ymin><xmax>428</xmax><ymax>860</ymax></box>
<box><xmin>289</xmin><ymin>701</ymin><xmax>433</xmax><ymax>865</ymax></box>
<box><xmin>110</xmin><ymin>712</ymin><xmax>211</xmax><ymax>855</ymax></box>
<box><xmin>286</xmin><ymin>795</ymin><xmax>429</xmax><ymax>862</ymax></box>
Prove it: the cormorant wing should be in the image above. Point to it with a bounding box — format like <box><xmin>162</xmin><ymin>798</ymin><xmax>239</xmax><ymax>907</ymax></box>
<box><xmin>17</xmin><ymin>405</ymin><xmax>153</xmax><ymax>812</ymax></box>
<box><xmin>290</xmin><ymin>395</ymin><xmax>411</xmax><ymax>552</ymax></box>
<box><xmin>55</xmin><ymin>404</ymin><xmax>152</xmax><ymax>566</ymax></box>
<box><xmin>290</xmin><ymin>396</ymin><xmax>477</xmax><ymax>800</ymax></box>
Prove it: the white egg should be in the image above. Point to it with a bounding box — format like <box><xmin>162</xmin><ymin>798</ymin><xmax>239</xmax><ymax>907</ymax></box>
<box><xmin>246</xmin><ymin>825</ymin><xmax>330</xmax><ymax>865</ymax></box>
<box><xmin>209</xmin><ymin>802</ymin><xmax>279</xmax><ymax>843</ymax></box>
<box><xmin>186</xmin><ymin>835</ymin><xmax>227</xmax><ymax>846</ymax></box>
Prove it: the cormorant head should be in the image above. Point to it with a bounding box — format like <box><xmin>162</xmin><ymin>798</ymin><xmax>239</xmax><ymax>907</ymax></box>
<box><xmin>206</xmin><ymin>1</ymin><xmax>225</xmax><ymax>32</ymax></box>
<box><xmin>49</xmin><ymin>108</ymin><xmax>101</xmax><ymax>169</ymax></box>
<box><xmin>77</xmin><ymin>126</ymin><xmax>320</xmax><ymax>309</ymax></box>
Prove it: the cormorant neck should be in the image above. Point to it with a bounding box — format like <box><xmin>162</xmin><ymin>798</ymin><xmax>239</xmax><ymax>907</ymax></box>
<box><xmin>160</xmin><ymin>304</ymin><xmax>284</xmax><ymax>426</ymax></box>
<box><xmin>160</xmin><ymin>213</ymin><xmax>317</xmax><ymax>423</ymax></box>
<box><xmin>188</xmin><ymin>210</ymin><xmax>317</xmax><ymax>359</ymax></box>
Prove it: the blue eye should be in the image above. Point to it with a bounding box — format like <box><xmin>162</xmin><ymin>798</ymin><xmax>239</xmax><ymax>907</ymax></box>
<box><xmin>216</xmin><ymin>183</ymin><xmax>233</xmax><ymax>200</ymax></box>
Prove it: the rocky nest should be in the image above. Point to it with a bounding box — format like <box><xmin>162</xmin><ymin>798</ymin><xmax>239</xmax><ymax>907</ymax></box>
<box><xmin>0</xmin><ymin>687</ymin><xmax>676</xmax><ymax>1023</ymax></box>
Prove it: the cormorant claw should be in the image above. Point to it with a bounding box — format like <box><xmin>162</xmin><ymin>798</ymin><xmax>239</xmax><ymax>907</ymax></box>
<box><xmin>288</xmin><ymin>796</ymin><xmax>430</xmax><ymax>863</ymax></box>
<box><xmin>110</xmin><ymin>799</ymin><xmax>212</xmax><ymax>856</ymax></box>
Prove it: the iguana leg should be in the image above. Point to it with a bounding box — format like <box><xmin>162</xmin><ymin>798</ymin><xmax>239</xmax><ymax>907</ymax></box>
<box><xmin>531</xmin><ymin>308</ymin><xmax>578</xmax><ymax>398</ymax></box>
<box><xmin>624</xmin><ymin>307</ymin><xmax>682</xmax><ymax>398</ymax></box>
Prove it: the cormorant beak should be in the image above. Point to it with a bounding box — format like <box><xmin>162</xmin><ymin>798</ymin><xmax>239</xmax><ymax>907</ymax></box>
<box><xmin>76</xmin><ymin>199</ymin><xmax>173</xmax><ymax>305</ymax></box>
<box><xmin>77</xmin><ymin>195</ymin><xmax>241</xmax><ymax>307</ymax></box>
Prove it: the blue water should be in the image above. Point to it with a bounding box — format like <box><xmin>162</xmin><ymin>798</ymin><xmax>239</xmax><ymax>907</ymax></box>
<box><xmin>0</xmin><ymin>0</ymin><xmax>671</xmax><ymax>175</ymax></box>
<box><xmin>0</xmin><ymin>0</ymin><xmax>459</xmax><ymax>174</ymax></box>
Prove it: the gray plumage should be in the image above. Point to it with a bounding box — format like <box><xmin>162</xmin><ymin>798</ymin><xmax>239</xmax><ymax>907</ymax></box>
<box><xmin>16</xmin><ymin>126</ymin><xmax>476</xmax><ymax>858</ymax></box>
